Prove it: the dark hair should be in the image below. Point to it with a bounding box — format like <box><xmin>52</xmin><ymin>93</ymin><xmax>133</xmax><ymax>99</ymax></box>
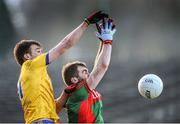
<box><xmin>62</xmin><ymin>61</ymin><xmax>87</xmax><ymax>86</ymax></box>
<box><xmin>13</xmin><ymin>40</ymin><xmax>41</xmax><ymax>66</ymax></box>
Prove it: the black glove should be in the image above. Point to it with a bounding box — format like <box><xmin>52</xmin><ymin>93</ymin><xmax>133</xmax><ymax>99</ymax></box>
<box><xmin>84</xmin><ymin>11</ymin><xmax>108</xmax><ymax>25</ymax></box>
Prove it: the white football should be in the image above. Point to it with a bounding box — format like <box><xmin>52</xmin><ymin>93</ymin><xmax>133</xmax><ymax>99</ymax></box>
<box><xmin>138</xmin><ymin>74</ymin><xmax>163</xmax><ymax>99</ymax></box>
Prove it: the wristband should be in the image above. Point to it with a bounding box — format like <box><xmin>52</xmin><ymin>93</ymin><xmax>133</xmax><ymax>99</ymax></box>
<box><xmin>84</xmin><ymin>18</ymin><xmax>90</xmax><ymax>25</ymax></box>
<box><xmin>103</xmin><ymin>40</ymin><xmax>112</xmax><ymax>45</ymax></box>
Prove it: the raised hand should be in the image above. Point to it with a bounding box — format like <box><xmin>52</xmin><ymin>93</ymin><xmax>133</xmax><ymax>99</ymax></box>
<box><xmin>96</xmin><ymin>18</ymin><xmax>116</xmax><ymax>44</ymax></box>
<box><xmin>85</xmin><ymin>11</ymin><xmax>109</xmax><ymax>25</ymax></box>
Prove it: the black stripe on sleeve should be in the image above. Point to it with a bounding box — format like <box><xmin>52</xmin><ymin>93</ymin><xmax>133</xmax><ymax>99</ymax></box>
<box><xmin>46</xmin><ymin>53</ymin><xmax>50</xmax><ymax>65</ymax></box>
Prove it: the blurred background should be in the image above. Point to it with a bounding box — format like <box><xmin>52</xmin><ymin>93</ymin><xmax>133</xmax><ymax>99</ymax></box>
<box><xmin>1</xmin><ymin>0</ymin><xmax>180</xmax><ymax>122</ymax></box>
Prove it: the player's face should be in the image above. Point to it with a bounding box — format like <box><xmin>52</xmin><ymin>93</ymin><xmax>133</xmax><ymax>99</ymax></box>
<box><xmin>77</xmin><ymin>66</ymin><xmax>89</xmax><ymax>81</ymax></box>
<box><xmin>29</xmin><ymin>44</ymin><xmax>42</xmax><ymax>59</ymax></box>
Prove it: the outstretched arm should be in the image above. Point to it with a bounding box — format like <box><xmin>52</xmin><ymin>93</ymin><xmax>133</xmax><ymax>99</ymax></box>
<box><xmin>87</xmin><ymin>18</ymin><xmax>116</xmax><ymax>90</ymax></box>
<box><xmin>87</xmin><ymin>43</ymin><xmax>112</xmax><ymax>90</ymax></box>
<box><xmin>48</xmin><ymin>22</ymin><xmax>88</xmax><ymax>63</ymax></box>
<box><xmin>94</xmin><ymin>41</ymin><xmax>103</xmax><ymax>68</ymax></box>
<box><xmin>48</xmin><ymin>11</ymin><xmax>108</xmax><ymax>64</ymax></box>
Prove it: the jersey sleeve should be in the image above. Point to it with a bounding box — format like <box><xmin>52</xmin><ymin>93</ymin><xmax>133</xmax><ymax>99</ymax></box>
<box><xmin>30</xmin><ymin>52</ymin><xmax>50</xmax><ymax>68</ymax></box>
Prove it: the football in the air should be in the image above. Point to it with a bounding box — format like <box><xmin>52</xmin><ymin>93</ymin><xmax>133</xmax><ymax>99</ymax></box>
<box><xmin>138</xmin><ymin>74</ymin><xmax>163</xmax><ymax>99</ymax></box>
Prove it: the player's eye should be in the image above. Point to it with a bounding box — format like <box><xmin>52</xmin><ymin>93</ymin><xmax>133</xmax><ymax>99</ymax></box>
<box><xmin>83</xmin><ymin>69</ymin><xmax>88</xmax><ymax>74</ymax></box>
<box><xmin>36</xmin><ymin>48</ymin><xmax>41</xmax><ymax>53</ymax></box>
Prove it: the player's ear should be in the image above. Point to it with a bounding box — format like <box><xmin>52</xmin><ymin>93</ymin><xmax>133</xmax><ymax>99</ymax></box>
<box><xmin>71</xmin><ymin>77</ymin><xmax>78</xmax><ymax>84</ymax></box>
<box><xmin>24</xmin><ymin>53</ymin><xmax>31</xmax><ymax>60</ymax></box>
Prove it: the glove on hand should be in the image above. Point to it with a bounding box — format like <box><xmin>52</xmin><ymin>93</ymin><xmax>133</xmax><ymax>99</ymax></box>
<box><xmin>96</xmin><ymin>18</ymin><xmax>116</xmax><ymax>44</ymax></box>
<box><xmin>85</xmin><ymin>11</ymin><xmax>108</xmax><ymax>25</ymax></box>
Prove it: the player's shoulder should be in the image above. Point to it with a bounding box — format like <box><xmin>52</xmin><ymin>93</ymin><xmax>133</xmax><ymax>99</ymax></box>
<box><xmin>21</xmin><ymin>53</ymin><xmax>48</xmax><ymax>69</ymax></box>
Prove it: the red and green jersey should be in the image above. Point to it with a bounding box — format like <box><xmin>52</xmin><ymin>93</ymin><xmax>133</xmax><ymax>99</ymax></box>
<box><xmin>65</xmin><ymin>81</ymin><xmax>104</xmax><ymax>123</ymax></box>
